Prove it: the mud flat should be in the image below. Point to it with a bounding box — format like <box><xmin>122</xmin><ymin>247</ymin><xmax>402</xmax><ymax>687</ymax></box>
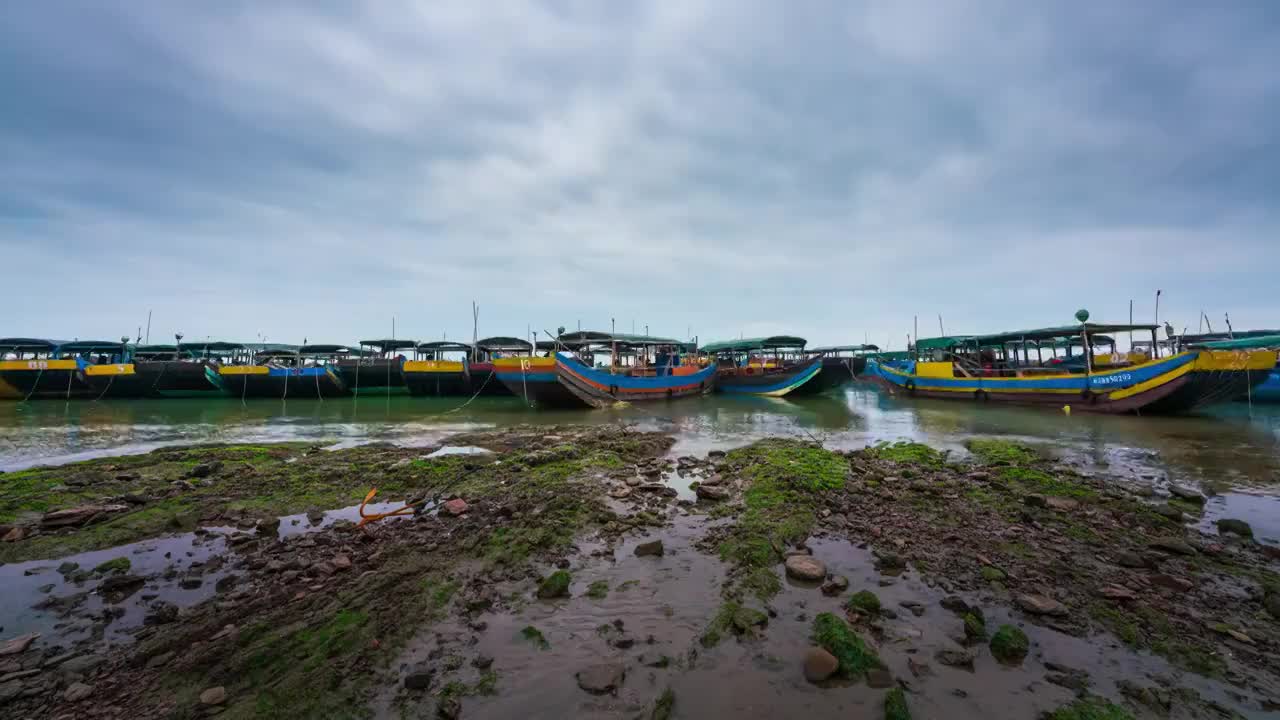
<box><xmin>0</xmin><ymin>428</ymin><xmax>1276</xmax><ymax>719</ymax></box>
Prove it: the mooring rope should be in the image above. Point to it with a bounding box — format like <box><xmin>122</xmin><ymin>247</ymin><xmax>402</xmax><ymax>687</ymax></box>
<box><xmin>90</xmin><ymin>371</ymin><xmax>116</xmax><ymax>403</ymax></box>
<box><xmin>19</xmin><ymin>366</ymin><xmax>45</xmax><ymax>404</ymax></box>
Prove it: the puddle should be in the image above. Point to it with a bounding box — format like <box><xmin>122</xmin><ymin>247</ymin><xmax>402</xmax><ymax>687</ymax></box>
<box><xmin>1198</xmin><ymin>492</ymin><xmax>1280</xmax><ymax>546</ymax></box>
<box><xmin>426</xmin><ymin>446</ymin><xmax>494</xmax><ymax>459</ymax></box>
<box><xmin>373</xmin><ymin>515</ymin><xmax>1267</xmax><ymax>719</ymax></box>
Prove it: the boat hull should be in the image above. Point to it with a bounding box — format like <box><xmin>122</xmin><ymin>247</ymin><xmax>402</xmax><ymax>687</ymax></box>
<box><xmin>494</xmin><ymin>354</ymin><xmax>718</xmax><ymax>408</ymax></box>
<box><xmin>215</xmin><ymin>366</ymin><xmax>349</xmax><ymax>399</ymax></box>
<box><xmin>865</xmin><ymin>350</ymin><xmax>1275</xmax><ymax>414</ymax></box>
<box><xmin>339</xmin><ymin>360</ymin><xmax>409</xmax><ymax>396</ymax></box>
<box><xmin>0</xmin><ymin>359</ymin><xmax>93</xmax><ymax>400</ymax></box>
<box><xmin>134</xmin><ymin>361</ymin><xmax>224</xmax><ymax>398</ymax></box>
<box><xmin>788</xmin><ymin>357</ymin><xmax>867</xmax><ymax>396</ymax></box>
<box><xmin>718</xmin><ymin>358</ymin><xmax>823</xmax><ymax>397</ymax></box>
<box><xmin>1250</xmin><ymin>371</ymin><xmax>1280</xmax><ymax>403</ymax></box>
<box><xmin>80</xmin><ymin>364</ymin><xmax>150</xmax><ymax>398</ymax></box>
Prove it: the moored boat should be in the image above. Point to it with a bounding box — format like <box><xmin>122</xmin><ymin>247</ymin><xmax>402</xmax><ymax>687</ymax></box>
<box><xmin>865</xmin><ymin>319</ymin><xmax>1275</xmax><ymax>414</ymax></box>
<box><xmin>213</xmin><ymin>344</ymin><xmax>350</xmax><ymax>399</ymax></box>
<box><xmin>471</xmin><ymin>337</ymin><xmax>535</xmax><ymax>396</ymax></box>
<box><xmin>493</xmin><ymin>331</ymin><xmax>715</xmax><ymax>408</ymax></box>
<box><xmin>796</xmin><ymin>344</ymin><xmax>878</xmax><ymax>395</ymax></box>
<box><xmin>131</xmin><ymin>339</ymin><xmax>229</xmax><ymax>398</ymax></box>
<box><xmin>1184</xmin><ymin>334</ymin><xmax>1280</xmax><ymax>403</ymax></box>
<box><xmin>403</xmin><ymin>341</ymin><xmax>475</xmax><ymax>396</ymax></box>
<box><xmin>338</xmin><ymin>339</ymin><xmax>415</xmax><ymax>396</ymax></box>
<box><xmin>1</xmin><ymin>338</ymin><xmax>85</xmax><ymax>399</ymax></box>
<box><xmin>702</xmin><ymin>336</ymin><xmax>822</xmax><ymax>397</ymax></box>
<box><xmin>62</xmin><ymin>339</ymin><xmax>152</xmax><ymax>398</ymax></box>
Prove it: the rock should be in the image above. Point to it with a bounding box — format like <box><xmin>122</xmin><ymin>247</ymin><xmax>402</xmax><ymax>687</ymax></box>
<box><xmin>404</xmin><ymin>668</ymin><xmax>434</xmax><ymax>690</ymax></box>
<box><xmin>471</xmin><ymin>655</ymin><xmax>494</xmax><ymax>670</ymax></box>
<box><xmin>536</xmin><ymin>571</ymin><xmax>571</xmax><ymax>599</ymax></box>
<box><xmin>144</xmin><ymin>602</ymin><xmax>179</xmax><ymax>625</ymax></box>
<box><xmin>1</xmin><ymin>526</ymin><xmax>26</xmax><ymax>542</ymax></box>
<box><xmin>256</xmin><ymin>517</ymin><xmax>281</xmax><ymax>535</ymax></box>
<box><xmin>199</xmin><ymin>686</ymin><xmax>227</xmax><ymax>705</ymax></box>
<box><xmin>866</xmin><ymin>668</ymin><xmax>895</xmax><ymax>688</ymax></box>
<box><xmin>874</xmin><ymin>550</ymin><xmax>906</xmax><ymax>571</ymax></box>
<box><xmin>695</xmin><ymin>484</ymin><xmax>730</xmax><ymax>501</ymax></box>
<box><xmin>59</xmin><ymin>654</ymin><xmax>104</xmax><ymax>676</ymax></box>
<box><xmin>803</xmin><ymin>646</ymin><xmax>839</xmax><ymax>683</ymax></box>
<box><xmin>575</xmin><ymin>663</ymin><xmax>625</xmax><ymax>695</ymax></box>
<box><xmin>1115</xmin><ymin>551</ymin><xmax>1147</xmax><ymax>569</ymax></box>
<box><xmin>1098</xmin><ymin>585</ymin><xmax>1137</xmax><ymax>602</ymax></box>
<box><xmin>1149</xmin><ymin>574</ymin><xmax>1194</xmax><ymax>592</ymax></box>
<box><xmin>820</xmin><ymin>576</ymin><xmax>849</xmax><ymax>596</ymax></box>
<box><xmin>0</xmin><ymin>680</ymin><xmax>22</xmax><ymax>702</ymax></box>
<box><xmin>907</xmin><ymin>657</ymin><xmax>932</xmax><ymax>677</ymax></box>
<box><xmin>608</xmin><ymin>487</ymin><xmax>632</xmax><ymax>499</ymax></box>
<box><xmin>42</xmin><ymin>504</ymin><xmax>130</xmax><ymax>528</ymax></box>
<box><xmin>1024</xmin><ymin>494</ymin><xmax>1047</xmax><ymax>508</ymax></box>
<box><xmin>0</xmin><ymin>633</ymin><xmax>38</xmax><ymax>656</ymax></box>
<box><xmin>940</xmin><ymin>596</ymin><xmax>973</xmax><ymax>615</ymax></box>
<box><xmin>63</xmin><ymin>682</ymin><xmax>94</xmax><ymax>702</ymax></box>
<box><xmin>332</xmin><ymin>554</ymin><xmax>352</xmax><ymax>571</ymax></box>
<box><xmin>634</xmin><ymin>540</ymin><xmax>665</xmax><ymax>557</ymax></box>
<box><xmin>56</xmin><ymin>562</ymin><xmax>80</xmax><ymax>575</ymax></box>
<box><xmin>437</xmin><ymin>696</ymin><xmax>461</xmax><ymax>719</ymax></box>
<box><xmin>1216</xmin><ymin>518</ymin><xmax>1253</xmax><ymax>538</ymax></box>
<box><xmin>935</xmin><ymin>648</ymin><xmax>975</xmax><ymax>669</ymax></box>
<box><xmin>989</xmin><ymin>625</ymin><xmax>1029</xmax><ymax>664</ymax></box>
<box><xmin>215</xmin><ymin>575</ymin><xmax>239</xmax><ymax>593</ymax></box>
<box><xmin>784</xmin><ymin>555</ymin><xmax>827</xmax><ymax>582</ymax></box>
<box><xmin>1155</xmin><ymin>504</ymin><xmax>1184</xmax><ymax>521</ymax></box>
<box><xmin>442</xmin><ymin>499</ymin><xmax>469</xmax><ymax>516</ymax></box>
<box><xmin>1152</xmin><ymin>538</ymin><xmax>1198</xmax><ymax>556</ymax></box>
<box><xmin>1168</xmin><ymin>485</ymin><xmax>1205</xmax><ymax>503</ymax></box>
<box><xmin>900</xmin><ymin>601</ymin><xmax>926</xmax><ymax>617</ymax></box>
<box><xmin>189</xmin><ymin>462</ymin><xmax>219</xmax><ymax>479</ymax></box>
<box><xmin>1045</xmin><ymin>497</ymin><xmax>1080</xmax><ymax>512</ymax></box>
<box><xmin>305</xmin><ymin>508</ymin><xmax>325</xmax><ymax>524</ymax></box>
<box><xmin>639</xmin><ymin>653</ymin><xmax>670</xmax><ymax>668</ymax></box>
<box><xmin>1016</xmin><ymin>594</ymin><xmax>1067</xmax><ymax>617</ymax></box>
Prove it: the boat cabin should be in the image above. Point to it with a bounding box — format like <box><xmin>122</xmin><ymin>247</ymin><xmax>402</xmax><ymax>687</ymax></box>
<box><xmin>911</xmin><ymin>323</ymin><xmax>1163</xmax><ymax>378</ymax></box>
<box><xmin>556</xmin><ymin>331</ymin><xmax>700</xmax><ymax>378</ymax></box>
<box><xmin>701</xmin><ymin>336</ymin><xmax>807</xmax><ymax>371</ymax></box>
<box><xmin>0</xmin><ymin>338</ymin><xmax>65</xmax><ymax>361</ymax></box>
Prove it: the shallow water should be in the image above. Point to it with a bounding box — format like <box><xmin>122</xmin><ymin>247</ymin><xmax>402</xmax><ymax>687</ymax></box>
<box><xmin>4</xmin><ymin>387</ymin><xmax>1279</xmax><ymax>536</ymax></box>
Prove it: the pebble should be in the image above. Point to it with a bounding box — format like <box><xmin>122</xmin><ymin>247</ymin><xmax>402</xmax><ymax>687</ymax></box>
<box><xmin>63</xmin><ymin>682</ymin><xmax>94</xmax><ymax>702</ymax></box>
<box><xmin>575</xmin><ymin>663</ymin><xmax>626</xmax><ymax>695</ymax></box>
<box><xmin>803</xmin><ymin>647</ymin><xmax>839</xmax><ymax>683</ymax></box>
<box><xmin>784</xmin><ymin>555</ymin><xmax>827</xmax><ymax>582</ymax></box>
<box><xmin>935</xmin><ymin>648</ymin><xmax>976</xmax><ymax>669</ymax></box>
<box><xmin>866</xmin><ymin>668</ymin><xmax>895</xmax><ymax>688</ymax></box>
<box><xmin>441</xmin><ymin>499</ymin><xmax>469</xmax><ymax>516</ymax></box>
<box><xmin>199</xmin><ymin>686</ymin><xmax>227</xmax><ymax>706</ymax></box>
<box><xmin>820</xmin><ymin>576</ymin><xmax>849</xmax><ymax>596</ymax></box>
<box><xmin>1016</xmin><ymin>594</ymin><xmax>1067</xmax><ymax>617</ymax></box>
<box><xmin>634</xmin><ymin>540</ymin><xmax>665</xmax><ymax>557</ymax></box>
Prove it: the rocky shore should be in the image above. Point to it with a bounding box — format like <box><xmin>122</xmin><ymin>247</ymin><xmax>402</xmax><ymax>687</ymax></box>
<box><xmin>0</xmin><ymin>427</ymin><xmax>1276</xmax><ymax>719</ymax></box>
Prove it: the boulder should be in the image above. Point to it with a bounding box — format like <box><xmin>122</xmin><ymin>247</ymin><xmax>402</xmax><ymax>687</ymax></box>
<box><xmin>820</xmin><ymin>576</ymin><xmax>850</xmax><ymax>596</ymax></box>
<box><xmin>634</xmin><ymin>540</ymin><xmax>665</xmax><ymax>557</ymax></box>
<box><xmin>199</xmin><ymin>686</ymin><xmax>227</xmax><ymax>705</ymax></box>
<box><xmin>935</xmin><ymin>648</ymin><xmax>975</xmax><ymax>669</ymax></box>
<box><xmin>1216</xmin><ymin>518</ymin><xmax>1253</xmax><ymax>538</ymax></box>
<box><xmin>1168</xmin><ymin>485</ymin><xmax>1205</xmax><ymax>503</ymax></box>
<box><xmin>1045</xmin><ymin>497</ymin><xmax>1080</xmax><ymax>512</ymax></box>
<box><xmin>441</xmin><ymin>499</ymin><xmax>468</xmax><ymax>516</ymax></box>
<box><xmin>63</xmin><ymin>682</ymin><xmax>94</xmax><ymax>702</ymax></box>
<box><xmin>784</xmin><ymin>555</ymin><xmax>827</xmax><ymax>582</ymax></box>
<box><xmin>41</xmin><ymin>505</ymin><xmax>128</xmax><ymax>528</ymax></box>
<box><xmin>0</xmin><ymin>633</ymin><xmax>38</xmax><ymax>656</ymax></box>
<box><xmin>1149</xmin><ymin>539</ymin><xmax>1197</xmax><ymax>556</ymax></box>
<box><xmin>695</xmin><ymin>484</ymin><xmax>730</xmax><ymax>501</ymax></box>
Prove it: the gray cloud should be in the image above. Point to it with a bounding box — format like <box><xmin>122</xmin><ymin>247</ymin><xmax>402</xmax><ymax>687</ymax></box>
<box><xmin>2</xmin><ymin>1</ymin><xmax>1277</xmax><ymax>347</ymax></box>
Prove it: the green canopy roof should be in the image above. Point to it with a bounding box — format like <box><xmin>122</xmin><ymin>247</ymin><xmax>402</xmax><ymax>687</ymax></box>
<box><xmin>1180</xmin><ymin>330</ymin><xmax>1280</xmax><ymax>345</ymax></box>
<box><xmin>477</xmin><ymin>336</ymin><xmax>532</xmax><ymax>351</ymax></box>
<box><xmin>700</xmin><ymin>336</ymin><xmax>807</xmax><ymax>353</ymax></box>
<box><xmin>914</xmin><ymin>336</ymin><xmax>973</xmax><ymax>351</ymax></box>
<box><xmin>358</xmin><ymin>339</ymin><xmax>417</xmax><ymax>351</ymax></box>
<box><xmin>417</xmin><ymin>341</ymin><xmax>472</xmax><ymax>352</ymax></box>
<box><xmin>299</xmin><ymin>344</ymin><xmax>355</xmax><ymax>355</ymax></box>
<box><xmin>1189</xmin><ymin>335</ymin><xmax>1280</xmax><ymax>350</ymax></box>
<box><xmin>970</xmin><ymin>323</ymin><xmax>1156</xmax><ymax>346</ymax></box>
<box><xmin>810</xmin><ymin>344</ymin><xmax>879</xmax><ymax>353</ymax></box>
<box><xmin>557</xmin><ymin>330</ymin><xmax>685</xmax><ymax>347</ymax></box>
<box><xmin>58</xmin><ymin>340</ymin><xmax>129</xmax><ymax>353</ymax></box>
<box><xmin>0</xmin><ymin>338</ymin><xmax>67</xmax><ymax>353</ymax></box>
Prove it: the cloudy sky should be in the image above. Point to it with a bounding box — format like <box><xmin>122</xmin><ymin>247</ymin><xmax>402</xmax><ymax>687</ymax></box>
<box><xmin>3</xmin><ymin>1</ymin><xmax>1277</xmax><ymax>349</ymax></box>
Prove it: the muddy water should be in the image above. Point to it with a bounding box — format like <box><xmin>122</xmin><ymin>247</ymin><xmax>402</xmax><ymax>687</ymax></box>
<box><xmin>375</xmin><ymin>515</ymin><xmax>1254</xmax><ymax>719</ymax></box>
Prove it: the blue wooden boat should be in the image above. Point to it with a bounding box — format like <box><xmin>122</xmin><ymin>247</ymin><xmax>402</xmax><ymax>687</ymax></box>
<box><xmin>213</xmin><ymin>344</ymin><xmax>350</xmax><ymax>399</ymax></box>
<box><xmin>131</xmin><ymin>340</ymin><xmax>230</xmax><ymax>398</ymax></box>
<box><xmin>0</xmin><ymin>338</ymin><xmax>144</xmax><ymax>400</ymax></box>
<box><xmin>866</xmin><ymin>321</ymin><xmax>1275</xmax><ymax>414</ymax></box>
<box><xmin>803</xmin><ymin>345</ymin><xmax>878</xmax><ymax>393</ymax></box>
<box><xmin>493</xmin><ymin>331</ymin><xmax>715</xmax><ymax>408</ymax></box>
<box><xmin>702</xmin><ymin>336</ymin><xmax>822</xmax><ymax>397</ymax></box>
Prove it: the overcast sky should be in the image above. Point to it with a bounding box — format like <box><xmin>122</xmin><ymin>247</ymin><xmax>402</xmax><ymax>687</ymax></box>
<box><xmin>3</xmin><ymin>1</ymin><xmax>1277</xmax><ymax>349</ymax></box>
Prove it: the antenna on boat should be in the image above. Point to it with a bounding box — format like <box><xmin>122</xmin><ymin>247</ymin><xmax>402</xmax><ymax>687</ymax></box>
<box><xmin>1129</xmin><ymin>299</ymin><xmax>1134</xmax><ymax>349</ymax></box>
<box><xmin>1225</xmin><ymin>313</ymin><xmax>1234</xmax><ymax>339</ymax></box>
<box><xmin>472</xmin><ymin>303</ymin><xmax>479</xmax><ymax>362</ymax></box>
<box><xmin>938</xmin><ymin>314</ymin><xmax>944</xmax><ymax>336</ymax></box>
<box><xmin>145</xmin><ymin>310</ymin><xmax>152</xmax><ymax>344</ymax></box>
<box><xmin>1154</xmin><ymin>289</ymin><xmax>1162</xmax><ymax>326</ymax></box>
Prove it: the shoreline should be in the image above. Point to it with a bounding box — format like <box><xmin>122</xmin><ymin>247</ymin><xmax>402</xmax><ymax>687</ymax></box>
<box><xmin>0</xmin><ymin>427</ymin><xmax>1276</xmax><ymax>718</ymax></box>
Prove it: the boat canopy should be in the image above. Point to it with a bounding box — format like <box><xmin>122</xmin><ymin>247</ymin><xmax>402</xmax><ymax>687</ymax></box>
<box><xmin>358</xmin><ymin>339</ymin><xmax>417</xmax><ymax>352</ymax></box>
<box><xmin>255</xmin><ymin>348</ymin><xmax>299</xmax><ymax>359</ymax></box>
<box><xmin>477</xmin><ymin>336</ymin><xmax>533</xmax><ymax>352</ymax></box>
<box><xmin>1179</xmin><ymin>330</ymin><xmax>1280</xmax><ymax>345</ymax></box>
<box><xmin>0</xmin><ymin>338</ymin><xmax>66</xmax><ymax>353</ymax></box>
<box><xmin>1189</xmin><ymin>334</ymin><xmax>1280</xmax><ymax>350</ymax></box>
<box><xmin>417</xmin><ymin>341</ymin><xmax>472</xmax><ymax>352</ymax></box>
<box><xmin>242</xmin><ymin>343</ymin><xmax>300</xmax><ymax>353</ymax></box>
<box><xmin>557</xmin><ymin>331</ymin><xmax>686</xmax><ymax>348</ymax></box>
<box><xmin>299</xmin><ymin>344</ymin><xmax>355</xmax><ymax>355</ymax></box>
<box><xmin>135</xmin><ymin>344</ymin><xmax>177</xmax><ymax>353</ymax></box>
<box><xmin>185</xmin><ymin>341</ymin><xmax>248</xmax><ymax>353</ymax></box>
<box><xmin>58</xmin><ymin>340</ymin><xmax>129</xmax><ymax>354</ymax></box>
<box><xmin>969</xmin><ymin>323</ymin><xmax>1157</xmax><ymax>346</ymax></box>
<box><xmin>915</xmin><ymin>336</ymin><xmax>973</xmax><ymax>351</ymax></box>
<box><xmin>810</xmin><ymin>344</ymin><xmax>879</xmax><ymax>353</ymax></box>
<box><xmin>700</xmin><ymin>336</ymin><xmax>807</xmax><ymax>353</ymax></box>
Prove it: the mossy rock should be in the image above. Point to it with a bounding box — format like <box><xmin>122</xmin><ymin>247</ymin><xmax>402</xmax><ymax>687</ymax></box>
<box><xmin>536</xmin><ymin>570</ymin><xmax>571</xmax><ymax>599</ymax></box>
<box><xmin>812</xmin><ymin>612</ymin><xmax>882</xmax><ymax>677</ymax></box>
<box><xmin>1216</xmin><ymin>518</ymin><xmax>1252</xmax><ymax>538</ymax></box>
<box><xmin>93</xmin><ymin>556</ymin><xmax>131</xmax><ymax>574</ymax></box>
<box><xmin>989</xmin><ymin>624</ymin><xmax>1029</xmax><ymax>665</ymax></box>
<box><xmin>884</xmin><ymin>687</ymin><xmax>911</xmax><ymax>720</ymax></box>
<box><xmin>966</xmin><ymin>438</ymin><xmax>1039</xmax><ymax>466</ymax></box>
<box><xmin>963</xmin><ymin>613</ymin><xmax>987</xmax><ymax>642</ymax></box>
<box><xmin>979</xmin><ymin>566</ymin><xmax>1007</xmax><ymax>582</ymax></box>
<box><xmin>847</xmin><ymin>590</ymin><xmax>882</xmax><ymax>615</ymax></box>
<box><xmin>586</xmin><ymin>580</ymin><xmax>609</xmax><ymax>599</ymax></box>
